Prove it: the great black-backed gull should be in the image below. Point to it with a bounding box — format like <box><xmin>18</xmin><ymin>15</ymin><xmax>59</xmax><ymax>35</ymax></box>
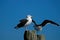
<box><xmin>15</xmin><ymin>15</ymin><xmax>32</xmax><ymax>30</ymax></box>
<box><xmin>32</xmin><ymin>20</ymin><xmax>60</xmax><ymax>31</ymax></box>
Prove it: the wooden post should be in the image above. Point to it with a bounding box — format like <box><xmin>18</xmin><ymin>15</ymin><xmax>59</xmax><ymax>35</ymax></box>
<box><xmin>24</xmin><ymin>30</ymin><xmax>45</xmax><ymax>40</ymax></box>
<box><xmin>37</xmin><ymin>34</ymin><xmax>45</xmax><ymax>40</ymax></box>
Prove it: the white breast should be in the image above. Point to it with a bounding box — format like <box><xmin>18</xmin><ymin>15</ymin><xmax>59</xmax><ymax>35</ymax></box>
<box><xmin>25</xmin><ymin>17</ymin><xmax>32</xmax><ymax>26</ymax></box>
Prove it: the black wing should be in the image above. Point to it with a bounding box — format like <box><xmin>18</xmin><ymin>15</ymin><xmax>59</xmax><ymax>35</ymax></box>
<box><xmin>15</xmin><ymin>19</ymin><xmax>28</xmax><ymax>29</ymax></box>
<box><xmin>40</xmin><ymin>20</ymin><xmax>60</xmax><ymax>27</ymax></box>
<box><xmin>20</xmin><ymin>19</ymin><xmax>27</xmax><ymax>22</ymax></box>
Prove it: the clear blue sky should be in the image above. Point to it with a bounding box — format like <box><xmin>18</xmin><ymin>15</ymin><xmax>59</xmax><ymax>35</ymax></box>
<box><xmin>0</xmin><ymin>0</ymin><xmax>60</xmax><ymax>40</ymax></box>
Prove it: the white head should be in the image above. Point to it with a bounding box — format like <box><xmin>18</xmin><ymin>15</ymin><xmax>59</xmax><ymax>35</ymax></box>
<box><xmin>26</xmin><ymin>15</ymin><xmax>32</xmax><ymax>18</ymax></box>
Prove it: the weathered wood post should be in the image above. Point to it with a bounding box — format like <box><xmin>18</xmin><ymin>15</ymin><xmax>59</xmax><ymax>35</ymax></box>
<box><xmin>24</xmin><ymin>30</ymin><xmax>45</xmax><ymax>40</ymax></box>
<box><xmin>37</xmin><ymin>34</ymin><xmax>45</xmax><ymax>40</ymax></box>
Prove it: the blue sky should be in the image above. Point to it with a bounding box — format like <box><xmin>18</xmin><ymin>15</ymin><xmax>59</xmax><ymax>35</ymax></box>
<box><xmin>0</xmin><ymin>0</ymin><xmax>60</xmax><ymax>40</ymax></box>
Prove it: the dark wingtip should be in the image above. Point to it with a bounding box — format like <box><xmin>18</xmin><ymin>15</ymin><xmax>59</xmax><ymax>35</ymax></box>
<box><xmin>57</xmin><ymin>24</ymin><xmax>60</xmax><ymax>26</ymax></box>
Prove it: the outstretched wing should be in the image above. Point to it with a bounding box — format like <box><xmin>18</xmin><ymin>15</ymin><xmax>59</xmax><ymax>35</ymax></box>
<box><xmin>40</xmin><ymin>20</ymin><xmax>60</xmax><ymax>27</ymax></box>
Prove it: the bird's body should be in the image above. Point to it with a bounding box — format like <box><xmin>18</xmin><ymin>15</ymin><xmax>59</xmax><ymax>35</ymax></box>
<box><xmin>25</xmin><ymin>17</ymin><xmax>32</xmax><ymax>26</ymax></box>
<box><xmin>32</xmin><ymin>20</ymin><xmax>60</xmax><ymax>31</ymax></box>
<box><xmin>15</xmin><ymin>15</ymin><xmax>32</xmax><ymax>30</ymax></box>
